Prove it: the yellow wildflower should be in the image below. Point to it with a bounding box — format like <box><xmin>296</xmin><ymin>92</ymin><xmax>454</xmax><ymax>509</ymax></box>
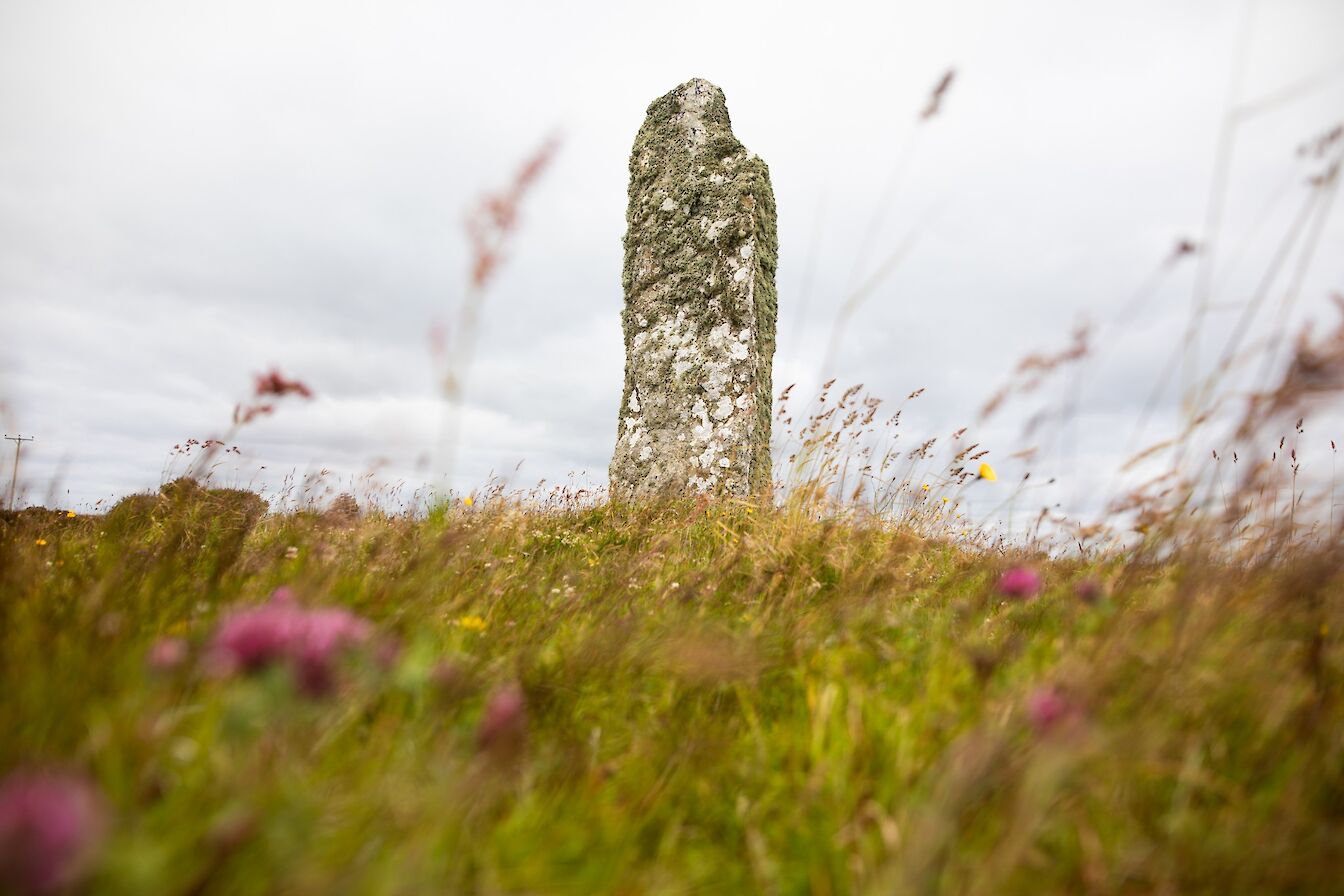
<box><xmin>920</xmin><ymin>483</ymin><xmax>930</xmax><ymax>492</ymax></box>
<box><xmin>978</xmin><ymin>462</ymin><xmax>997</xmax><ymax>481</ymax></box>
<box><xmin>66</xmin><ymin>510</ymin><xmax>76</xmax><ymax>518</ymax></box>
<box><xmin>456</xmin><ymin>614</ymin><xmax>487</xmax><ymax>632</ymax></box>
<box><xmin>942</xmin><ymin>497</ymin><xmax>949</xmax><ymax>504</ymax></box>
<box><xmin>35</xmin><ymin>538</ymin><xmax>47</xmax><ymax>546</ymax></box>
<box><xmin>463</xmin><ymin>496</ymin><xmax>475</xmax><ymax>508</ymax></box>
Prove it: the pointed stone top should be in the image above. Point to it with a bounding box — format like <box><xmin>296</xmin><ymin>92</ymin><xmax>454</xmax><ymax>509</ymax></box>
<box><xmin>643</xmin><ymin>78</ymin><xmax>733</xmax><ymax>153</ymax></box>
<box><xmin>671</xmin><ymin>77</ymin><xmax>724</xmax><ymax>106</ymax></box>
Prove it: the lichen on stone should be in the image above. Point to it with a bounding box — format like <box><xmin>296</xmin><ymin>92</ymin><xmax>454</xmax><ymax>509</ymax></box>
<box><xmin>609</xmin><ymin>78</ymin><xmax>778</xmax><ymax>499</ymax></box>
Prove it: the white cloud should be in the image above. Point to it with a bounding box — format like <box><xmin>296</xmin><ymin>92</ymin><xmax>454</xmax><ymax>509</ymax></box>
<box><xmin>2</xmin><ymin>0</ymin><xmax>1342</xmax><ymax>520</ymax></box>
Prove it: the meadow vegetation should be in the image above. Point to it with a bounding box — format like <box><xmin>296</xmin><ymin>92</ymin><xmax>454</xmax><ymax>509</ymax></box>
<box><xmin>2</xmin><ymin>470</ymin><xmax>1342</xmax><ymax>893</ymax></box>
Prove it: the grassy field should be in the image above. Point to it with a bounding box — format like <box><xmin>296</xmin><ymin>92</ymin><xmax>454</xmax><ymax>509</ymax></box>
<box><xmin>3</xmin><ymin>479</ymin><xmax>1342</xmax><ymax>894</ymax></box>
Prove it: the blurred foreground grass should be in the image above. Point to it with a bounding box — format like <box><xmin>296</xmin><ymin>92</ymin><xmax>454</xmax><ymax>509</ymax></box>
<box><xmin>2</xmin><ymin>481</ymin><xmax>1342</xmax><ymax>894</ymax></box>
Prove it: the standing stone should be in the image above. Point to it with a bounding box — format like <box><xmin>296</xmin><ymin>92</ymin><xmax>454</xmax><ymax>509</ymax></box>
<box><xmin>610</xmin><ymin>78</ymin><xmax>778</xmax><ymax>499</ymax></box>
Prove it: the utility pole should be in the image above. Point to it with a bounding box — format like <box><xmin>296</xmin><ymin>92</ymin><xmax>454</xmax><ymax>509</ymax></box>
<box><xmin>4</xmin><ymin>434</ymin><xmax>33</xmax><ymax>511</ymax></box>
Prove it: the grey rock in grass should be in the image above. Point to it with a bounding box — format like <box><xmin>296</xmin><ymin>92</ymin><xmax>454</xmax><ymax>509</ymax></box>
<box><xmin>609</xmin><ymin>78</ymin><xmax>778</xmax><ymax>500</ymax></box>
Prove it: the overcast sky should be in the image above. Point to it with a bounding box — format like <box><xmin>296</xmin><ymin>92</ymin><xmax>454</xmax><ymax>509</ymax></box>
<box><xmin>2</xmin><ymin>0</ymin><xmax>1342</xmax><ymax>521</ymax></box>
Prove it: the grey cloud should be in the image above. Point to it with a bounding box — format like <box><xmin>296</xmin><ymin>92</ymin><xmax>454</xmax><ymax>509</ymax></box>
<box><xmin>3</xmin><ymin>0</ymin><xmax>1342</xmax><ymax>515</ymax></box>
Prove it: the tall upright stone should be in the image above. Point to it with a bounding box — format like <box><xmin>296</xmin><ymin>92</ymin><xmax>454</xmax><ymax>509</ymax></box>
<box><xmin>610</xmin><ymin>78</ymin><xmax>778</xmax><ymax>499</ymax></box>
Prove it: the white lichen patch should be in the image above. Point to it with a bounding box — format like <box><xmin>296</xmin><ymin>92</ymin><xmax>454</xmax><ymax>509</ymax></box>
<box><xmin>704</xmin><ymin>218</ymin><xmax>731</xmax><ymax>242</ymax></box>
<box><xmin>613</xmin><ymin>279</ymin><xmax>762</xmax><ymax>495</ymax></box>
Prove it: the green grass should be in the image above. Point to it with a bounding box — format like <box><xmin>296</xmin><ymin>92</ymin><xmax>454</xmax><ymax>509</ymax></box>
<box><xmin>2</xmin><ymin>483</ymin><xmax>1343</xmax><ymax>894</ymax></box>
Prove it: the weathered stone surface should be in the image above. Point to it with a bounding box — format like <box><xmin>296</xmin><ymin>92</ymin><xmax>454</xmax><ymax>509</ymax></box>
<box><xmin>609</xmin><ymin>78</ymin><xmax>778</xmax><ymax>499</ymax></box>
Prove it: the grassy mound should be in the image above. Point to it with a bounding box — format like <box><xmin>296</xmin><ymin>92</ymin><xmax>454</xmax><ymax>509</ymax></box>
<box><xmin>2</xmin><ymin>495</ymin><xmax>1341</xmax><ymax>893</ymax></box>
